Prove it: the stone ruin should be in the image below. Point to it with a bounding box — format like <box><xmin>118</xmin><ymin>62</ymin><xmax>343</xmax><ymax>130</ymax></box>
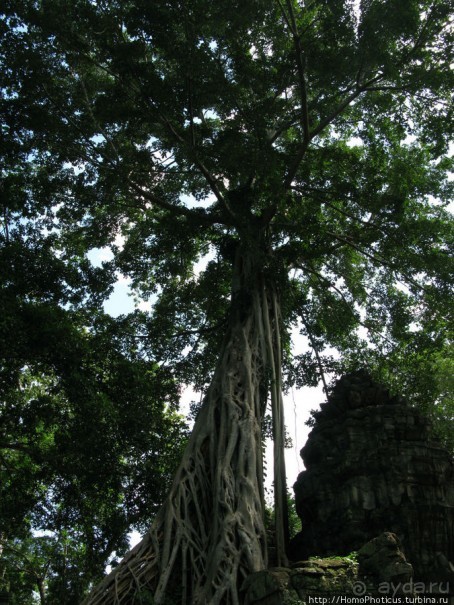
<box><xmin>289</xmin><ymin>370</ymin><xmax>454</xmax><ymax>583</ymax></box>
<box><xmin>243</xmin><ymin>532</ymin><xmax>416</xmax><ymax>604</ymax></box>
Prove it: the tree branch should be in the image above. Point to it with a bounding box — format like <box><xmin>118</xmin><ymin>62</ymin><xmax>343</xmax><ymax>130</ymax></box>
<box><xmin>42</xmin><ymin>83</ymin><xmax>222</xmax><ymax>227</ymax></box>
<box><xmin>290</xmin><ymin>184</ymin><xmax>389</xmax><ymax>235</ymax></box>
<box><xmin>0</xmin><ymin>440</ymin><xmax>34</xmax><ymax>454</ymax></box>
<box><xmin>284</xmin><ymin>0</ymin><xmax>310</xmax><ymax>144</ymax></box>
<box><xmin>157</xmin><ymin>113</ymin><xmax>235</xmax><ymax>220</ymax></box>
<box><xmin>276</xmin><ymin>0</ymin><xmax>312</xmax><ymax>188</ymax></box>
<box><xmin>170</xmin><ymin>319</ymin><xmax>228</xmax><ymax>340</ymax></box>
<box><xmin>300</xmin><ymin>311</ymin><xmax>329</xmax><ymax>395</ymax></box>
<box><xmin>126</xmin><ymin>179</ymin><xmax>217</xmax><ymax>226</ymax></box>
<box><xmin>309</xmin><ymin>77</ymin><xmax>380</xmax><ymax>139</ymax></box>
<box><xmin>325</xmin><ymin>230</ymin><xmax>429</xmax><ymax>293</ymax></box>
<box><xmin>297</xmin><ymin>262</ymin><xmax>397</xmax><ymax>350</ymax></box>
<box><xmin>284</xmin><ymin>73</ymin><xmax>384</xmax><ymax>189</ymax></box>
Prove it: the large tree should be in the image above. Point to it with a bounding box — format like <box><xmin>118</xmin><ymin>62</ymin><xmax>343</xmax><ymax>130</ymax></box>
<box><xmin>0</xmin><ymin>231</ymin><xmax>187</xmax><ymax>602</ymax></box>
<box><xmin>0</xmin><ymin>41</ymin><xmax>186</xmax><ymax>600</ymax></box>
<box><xmin>1</xmin><ymin>0</ymin><xmax>453</xmax><ymax>603</ymax></box>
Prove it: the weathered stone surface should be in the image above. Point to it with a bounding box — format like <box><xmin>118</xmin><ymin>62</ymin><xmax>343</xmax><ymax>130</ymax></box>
<box><xmin>242</xmin><ymin>568</ymin><xmax>291</xmax><ymax>605</ymax></box>
<box><xmin>242</xmin><ymin>557</ymin><xmax>358</xmax><ymax>605</ymax></box>
<box><xmin>242</xmin><ymin>543</ymin><xmax>454</xmax><ymax>605</ymax></box>
<box><xmin>290</xmin><ymin>557</ymin><xmax>358</xmax><ymax>599</ymax></box>
<box><xmin>289</xmin><ymin>370</ymin><xmax>454</xmax><ymax>583</ymax></box>
<box><xmin>357</xmin><ymin>532</ymin><xmax>413</xmax><ymax>587</ymax></box>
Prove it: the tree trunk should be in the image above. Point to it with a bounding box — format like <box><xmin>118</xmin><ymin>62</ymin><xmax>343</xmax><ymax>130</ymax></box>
<box><xmin>83</xmin><ymin>243</ymin><xmax>287</xmax><ymax>605</ymax></box>
<box><xmin>37</xmin><ymin>577</ymin><xmax>46</xmax><ymax>605</ymax></box>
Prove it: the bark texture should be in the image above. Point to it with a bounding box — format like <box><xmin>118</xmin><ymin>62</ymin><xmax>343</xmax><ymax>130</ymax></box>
<box><xmin>83</xmin><ymin>246</ymin><xmax>287</xmax><ymax>605</ymax></box>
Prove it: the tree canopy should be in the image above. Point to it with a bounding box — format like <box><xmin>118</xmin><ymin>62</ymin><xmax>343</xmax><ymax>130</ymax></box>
<box><xmin>1</xmin><ymin>0</ymin><xmax>453</xmax><ymax>603</ymax></box>
<box><xmin>0</xmin><ymin>233</ymin><xmax>187</xmax><ymax>602</ymax></box>
<box><xmin>0</xmin><ymin>26</ymin><xmax>188</xmax><ymax>598</ymax></box>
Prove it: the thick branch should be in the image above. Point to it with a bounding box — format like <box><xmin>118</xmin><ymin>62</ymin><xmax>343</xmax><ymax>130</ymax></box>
<box><xmin>284</xmin><ymin>73</ymin><xmax>383</xmax><ymax>188</ymax></box>
<box><xmin>284</xmin><ymin>0</ymin><xmax>310</xmax><ymax>144</ymax></box>
<box><xmin>277</xmin><ymin>0</ymin><xmax>311</xmax><ymax>188</ymax></box>
<box><xmin>157</xmin><ymin>114</ymin><xmax>232</xmax><ymax>217</ymax></box>
<box><xmin>309</xmin><ymin>77</ymin><xmax>380</xmax><ymax>139</ymax></box>
<box><xmin>126</xmin><ymin>179</ymin><xmax>218</xmax><ymax>226</ymax></box>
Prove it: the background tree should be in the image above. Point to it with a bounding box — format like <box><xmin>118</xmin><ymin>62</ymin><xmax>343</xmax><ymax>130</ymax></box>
<box><xmin>1</xmin><ymin>0</ymin><xmax>452</xmax><ymax>603</ymax></box>
<box><xmin>0</xmin><ymin>137</ymin><xmax>187</xmax><ymax>601</ymax></box>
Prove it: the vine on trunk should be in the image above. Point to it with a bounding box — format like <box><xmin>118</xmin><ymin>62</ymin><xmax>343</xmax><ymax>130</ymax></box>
<box><xmin>83</xmin><ymin>248</ymin><xmax>288</xmax><ymax>605</ymax></box>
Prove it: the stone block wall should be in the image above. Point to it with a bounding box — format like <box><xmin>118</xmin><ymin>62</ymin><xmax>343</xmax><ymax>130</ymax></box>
<box><xmin>289</xmin><ymin>370</ymin><xmax>454</xmax><ymax>583</ymax></box>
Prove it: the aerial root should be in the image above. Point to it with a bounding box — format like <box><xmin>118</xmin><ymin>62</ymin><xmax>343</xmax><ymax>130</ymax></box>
<box><xmin>83</xmin><ymin>281</ymin><xmax>283</xmax><ymax>604</ymax></box>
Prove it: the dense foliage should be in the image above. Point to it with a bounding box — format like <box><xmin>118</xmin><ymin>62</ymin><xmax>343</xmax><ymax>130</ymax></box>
<box><xmin>1</xmin><ymin>0</ymin><xmax>452</xmax><ymax>602</ymax></box>
<box><xmin>0</xmin><ymin>107</ymin><xmax>187</xmax><ymax>602</ymax></box>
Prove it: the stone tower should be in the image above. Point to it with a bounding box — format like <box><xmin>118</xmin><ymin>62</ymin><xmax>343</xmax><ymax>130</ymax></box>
<box><xmin>289</xmin><ymin>370</ymin><xmax>454</xmax><ymax>583</ymax></box>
